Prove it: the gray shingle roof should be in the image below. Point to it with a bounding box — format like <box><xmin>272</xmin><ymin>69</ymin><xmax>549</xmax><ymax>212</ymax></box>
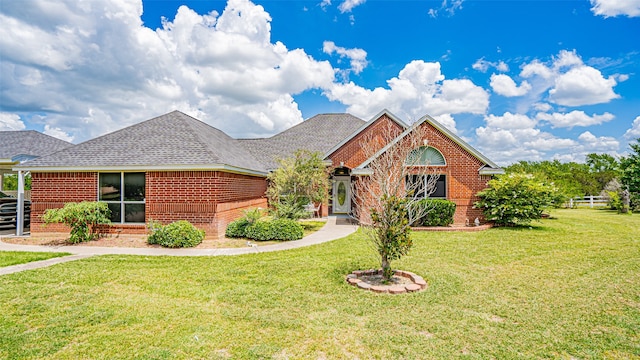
<box><xmin>240</xmin><ymin>113</ymin><xmax>365</xmax><ymax>169</ymax></box>
<box><xmin>19</xmin><ymin>111</ymin><xmax>268</xmax><ymax>173</ymax></box>
<box><xmin>0</xmin><ymin>131</ymin><xmax>72</xmax><ymax>161</ymax></box>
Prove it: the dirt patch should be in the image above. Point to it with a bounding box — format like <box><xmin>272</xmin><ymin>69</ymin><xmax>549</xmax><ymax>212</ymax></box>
<box><xmin>1</xmin><ymin>232</ymin><xmax>279</xmax><ymax>249</ymax></box>
<box><xmin>346</xmin><ymin>269</ymin><xmax>428</xmax><ymax>294</ymax></box>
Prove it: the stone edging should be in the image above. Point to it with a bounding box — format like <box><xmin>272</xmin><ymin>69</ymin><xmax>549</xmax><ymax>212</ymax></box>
<box><xmin>346</xmin><ymin>269</ymin><xmax>427</xmax><ymax>294</ymax></box>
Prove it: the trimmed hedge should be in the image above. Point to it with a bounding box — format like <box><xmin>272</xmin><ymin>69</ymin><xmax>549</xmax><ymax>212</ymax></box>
<box><xmin>226</xmin><ymin>218</ymin><xmax>304</xmax><ymax>241</ymax></box>
<box><xmin>410</xmin><ymin>199</ymin><xmax>456</xmax><ymax>227</ymax></box>
<box><xmin>147</xmin><ymin>220</ymin><xmax>205</xmax><ymax>248</ymax></box>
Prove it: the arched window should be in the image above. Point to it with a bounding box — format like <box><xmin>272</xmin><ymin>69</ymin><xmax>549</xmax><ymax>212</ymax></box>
<box><xmin>406</xmin><ymin>146</ymin><xmax>446</xmax><ymax>166</ymax></box>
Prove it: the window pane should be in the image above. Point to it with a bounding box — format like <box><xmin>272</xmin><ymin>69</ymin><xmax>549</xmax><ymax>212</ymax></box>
<box><xmin>428</xmin><ymin>175</ymin><xmax>446</xmax><ymax>198</ymax></box>
<box><xmin>99</xmin><ymin>173</ymin><xmax>121</xmax><ymax>201</ymax></box>
<box><xmin>106</xmin><ymin>203</ymin><xmax>121</xmax><ymax>223</ymax></box>
<box><xmin>124</xmin><ymin>203</ymin><xmax>145</xmax><ymax>223</ymax></box>
<box><xmin>406</xmin><ymin>175</ymin><xmax>425</xmax><ymax>198</ymax></box>
<box><xmin>124</xmin><ymin>173</ymin><xmax>145</xmax><ymax>201</ymax></box>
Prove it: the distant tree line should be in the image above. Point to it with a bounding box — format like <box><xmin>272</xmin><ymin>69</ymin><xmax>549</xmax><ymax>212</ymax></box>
<box><xmin>504</xmin><ymin>138</ymin><xmax>640</xmax><ymax>211</ymax></box>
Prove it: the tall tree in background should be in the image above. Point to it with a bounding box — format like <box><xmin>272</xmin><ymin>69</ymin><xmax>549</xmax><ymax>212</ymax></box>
<box><xmin>620</xmin><ymin>139</ymin><xmax>640</xmax><ymax>211</ymax></box>
<box><xmin>352</xmin><ymin>122</ymin><xmax>438</xmax><ymax>280</ymax></box>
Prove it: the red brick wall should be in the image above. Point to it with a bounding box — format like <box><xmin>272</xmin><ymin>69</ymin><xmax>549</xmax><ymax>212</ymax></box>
<box><xmin>30</xmin><ymin>172</ymin><xmax>97</xmax><ymax>232</ymax></box>
<box><xmin>328</xmin><ymin>114</ymin><xmax>404</xmax><ymax>168</ymax></box>
<box><xmin>30</xmin><ymin>170</ymin><xmax>267</xmax><ymax>237</ymax></box>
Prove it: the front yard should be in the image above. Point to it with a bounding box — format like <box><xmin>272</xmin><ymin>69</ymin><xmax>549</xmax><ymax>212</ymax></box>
<box><xmin>0</xmin><ymin>209</ymin><xmax>638</xmax><ymax>359</ymax></box>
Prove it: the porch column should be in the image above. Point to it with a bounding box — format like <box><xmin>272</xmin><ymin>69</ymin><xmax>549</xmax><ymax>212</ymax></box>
<box><xmin>16</xmin><ymin>170</ymin><xmax>25</xmax><ymax>236</ymax></box>
<box><xmin>0</xmin><ymin>173</ymin><xmax>4</xmax><ymax>191</ymax></box>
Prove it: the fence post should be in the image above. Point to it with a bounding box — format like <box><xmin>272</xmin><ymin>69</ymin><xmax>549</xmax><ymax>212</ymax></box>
<box><xmin>569</xmin><ymin>198</ymin><xmax>574</xmax><ymax>208</ymax></box>
<box><xmin>589</xmin><ymin>195</ymin><xmax>594</xmax><ymax>208</ymax></box>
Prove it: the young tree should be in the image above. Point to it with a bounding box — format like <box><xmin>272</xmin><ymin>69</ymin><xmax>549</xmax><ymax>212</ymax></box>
<box><xmin>266</xmin><ymin>150</ymin><xmax>330</xmax><ymax>219</ymax></box>
<box><xmin>351</xmin><ymin>121</ymin><xmax>438</xmax><ymax>280</ymax></box>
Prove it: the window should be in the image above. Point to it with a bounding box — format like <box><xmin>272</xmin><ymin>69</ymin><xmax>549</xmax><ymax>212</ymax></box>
<box><xmin>406</xmin><ymin>174</ymin><xmax>447</xmax><ymax>199</ymax></box>
<box><xmin>99</xmin><ymin>172</ymin><xmax>145</xmax><ymax>223</ymax></box>
<box><xmin>406</xmin><ymin>146</ymin><xmax>446</xmax><ymax>166</ymax></box>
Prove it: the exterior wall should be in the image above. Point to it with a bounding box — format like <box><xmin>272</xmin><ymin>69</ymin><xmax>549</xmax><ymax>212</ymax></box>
<box><xmin>31</xmin><ymin>172</ymin><xmax>97</xmax><ymax>232</ymax></box>
<box><xmin>329</xmin><ymin>114</ymin><xmax>492</xmax><ymax>225</ymax></box>
<box><xmin>328</xmin><ymin>114</ymin><xmax>404</xmax><ymax>169</ymax></box>
<box><xmin>30</xmin><ymin>170</ymin><xmax>267</xmax><ymax>237</ymax></box>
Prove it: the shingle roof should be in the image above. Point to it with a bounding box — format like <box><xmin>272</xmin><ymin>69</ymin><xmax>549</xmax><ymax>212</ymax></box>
<box><xmin>19</xmin><ymin>111</ymin><xmax>268</xmax><ymax>174</ymax></box>
<box><xmin>0</xmin><ymin>131</ymin><xmax>72</xmax><ymax>162</ymax></box>
<box><xmin>240</xmin><ymin>113</ymin><xmax>365</xmax><ymax>169</ymax></box>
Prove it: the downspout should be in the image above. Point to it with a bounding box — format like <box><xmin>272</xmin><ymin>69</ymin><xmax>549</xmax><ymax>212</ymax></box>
<box><xmin>16</xmin><ymin>170</ymin><xmax>25</xmax><ymax>236</ymax></box>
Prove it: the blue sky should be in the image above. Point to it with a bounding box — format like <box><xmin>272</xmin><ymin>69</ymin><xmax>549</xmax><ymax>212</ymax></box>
<box><xmin>1</xmin><ymin>0</ymin><xmax>639</xmax><ymax>165</ymax></box>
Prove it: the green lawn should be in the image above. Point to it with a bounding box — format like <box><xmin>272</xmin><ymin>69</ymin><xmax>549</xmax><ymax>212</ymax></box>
<box><xmin>0</xmin><ymin>209</ymin><xmax>638</xmax><ymax>359</ymax></box>
<box><xmin>0</xmin><ymin>251</ymin><xmax>69</xmax><ymax>268</ymax></box>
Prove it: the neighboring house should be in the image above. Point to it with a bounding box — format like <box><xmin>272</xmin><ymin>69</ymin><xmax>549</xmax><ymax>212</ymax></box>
<box><xmin>15</xmin><ymin>110</ymin><xmax>503</xmax><ymax>237</ymax></box>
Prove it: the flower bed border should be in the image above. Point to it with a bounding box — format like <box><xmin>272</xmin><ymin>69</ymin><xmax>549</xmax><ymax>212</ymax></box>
<box><xmin>346</xmin><ymin>269</ymin><xmax>427</xmax><ymax>294</ymax></box>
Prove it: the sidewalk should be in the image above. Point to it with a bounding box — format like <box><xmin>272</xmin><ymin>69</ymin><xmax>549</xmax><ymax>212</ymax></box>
<box><xmin>0</xmin><ymin>216</ymin><xmax>358</xmax><ymax>258</ymax></box>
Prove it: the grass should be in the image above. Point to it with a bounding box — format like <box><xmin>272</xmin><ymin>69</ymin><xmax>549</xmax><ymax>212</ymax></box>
<box><xmin>0</xmin><ymin>251</ymin><xmax>70</xmax><ymax>268</ymax></box>
<box><xmin>300</xmin><ymin>220</ymin><xmax>327</xmax><ymax>236</ymax></box>
<box><xmin>0</xmin><ymin>209</ymin><xmax>638</xmax><ymax>359</ymax></box>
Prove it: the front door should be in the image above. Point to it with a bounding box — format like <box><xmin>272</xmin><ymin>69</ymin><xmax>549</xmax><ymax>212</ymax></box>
<box><xmin>333</xmin><ymin>176</ymin><xmax>351</xmax><ymax>214</ymax></box>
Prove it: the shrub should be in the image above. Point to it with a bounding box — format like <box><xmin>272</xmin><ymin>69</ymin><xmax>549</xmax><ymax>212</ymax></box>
<box><xmin>244</xmin><ymin>218</ymin><xmax>304</xmax><ymax>241</ymax></box>
<box><xmin>147</xmin><ymin>220</ymin><xmax>204</xmax><ymax>248</ymax></box>
<box><xmin>271</xmin><ymin>194</ymin><xmax>309</xmax><ymax>220</ymax></box>
<box><xmin>410</xmin><ymin>199</ymin><xmax>456</xmax><ymax>227</ymax></box>
<box><xmin>42</xmin><ymin>201</ymin><xmax>111</xmax><ymax>244</ymax></box>
<box><xmin>475</xmin><ymin>173</ymin><xmax>555</xmax><ymax>227</ymax></box>
<box><xmin>225</xmin><ymin>208</ymin><xmax>263</xmax><ymax>238</ymax></box>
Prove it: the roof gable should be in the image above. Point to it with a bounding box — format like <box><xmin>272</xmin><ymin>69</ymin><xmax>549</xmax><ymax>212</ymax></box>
<box><xmin>323</xmin><ymin>109</ymin><xmax>408</xmax><ymax>159</ymax></box>
<box><xmin>356</xmin><ymin>113</ymin><xmax>503</xmax><ymax>174</ymax></box>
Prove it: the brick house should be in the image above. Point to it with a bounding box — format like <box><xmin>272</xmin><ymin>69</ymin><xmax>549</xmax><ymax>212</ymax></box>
<box><xmin>15</xmin><ymin>110</ymin><xmax>502</xmax><ymax>237</ymax></box>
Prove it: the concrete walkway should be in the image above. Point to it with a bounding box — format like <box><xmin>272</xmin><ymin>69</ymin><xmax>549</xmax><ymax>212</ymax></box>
<box><xmin>0</xmin><ymin>216</ymin><xmax>358</xmax><ymax>275</ymax></box>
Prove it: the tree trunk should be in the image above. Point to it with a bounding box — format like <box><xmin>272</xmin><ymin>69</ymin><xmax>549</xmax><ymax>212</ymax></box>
<box><xmin>381</xmin><ymin>256</ymin><xmax>393</xmax><ymax>281</ymax></box>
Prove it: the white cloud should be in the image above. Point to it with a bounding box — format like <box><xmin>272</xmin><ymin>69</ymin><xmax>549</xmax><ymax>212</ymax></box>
<box><xmin>485</xmin><ymin>112</ymin><xmax>537</xmax><ymax>129</ymax></box>
<box><xmin>519</xmin><ymin>50</ymin><xmax>620</xmax><ymax>107</ymax></box>
<box><xmin>472</xmin><ymin>58</ymin><xmax>508</xmax><ymax>73</ymax></box>
<box><xmin>323</xmin><ymin>41</ymin><xmax>368</xmax><ymax>74</ymax></box>
<box><xmin>319</xmin><ymin>0</ymin><xmax>331</xmax><ymax>11</ymax></box>
<box><xmin>0</xmin><ymin>113</ymin><xmax>26</xmax><ymax>131</ymax></box>
<box><xmin>428</xmin><ymin>0</ymin><xmax>464</xmax><ymax>18</ymax></box>
<box><xmin>0</xmin><ymin>0</ymin><xmax>337</xmax><ymax>141</ymax></box>
<box><xmin>533</xmin><ymin>102</ymin><xmax>553</xmax><ymax>112</ymax></box>
<box><xmin>490</xmin><ymin>74</ymin><xmax>532</xmax><ymax>97</ymax></box>
<box><xmin>44</xmin><ymin>125</ymin><xmax>74</xmax><ymax>142</ymax></box>
<box><xmin>338</xmin><ymin>0</ymin><xmax>366</xmax><ymax>13</ymax></box>
<box><xmin>590</xmin><ymin>0</ymin><xmax>640</xmax><ymax>17</ymax></box>
<box><xmin>578</xmin><ymin>131</ymin><xmax>620</xmax><ymax>151</ymax></box>
<box><xmin>537</xmin><ymin>111</ymin><xmax>615</xmax><ymax>128</ymax></box>
<box><xmin>624</xmin><ymin>116</ymin><xmax>640</xmax><ymax>139</ymax></box>
<box><xmin>324</xmin><ymin>60</ymin><xmax>489</xmax><ymax>121</ymax></box>
<box><xmin>548</xmin><ymin>66</ymin><xmax>619</xmax><ymax>106</ymax></box>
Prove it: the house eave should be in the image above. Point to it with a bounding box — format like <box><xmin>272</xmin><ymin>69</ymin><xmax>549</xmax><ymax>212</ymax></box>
<box><xmin>13</xmin><ymin>164</ymin><xmax>268</xmax><ymax>177</ymax></box>
<box><xmin>479</xmin><ymin>167</ymin><xmax>505</xmax><ymax>175</ymax></box>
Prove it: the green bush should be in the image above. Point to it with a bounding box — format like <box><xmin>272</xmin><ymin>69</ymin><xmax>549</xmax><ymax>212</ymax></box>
<box><xmin>147</xmin><ymin>220</ymin><xmax>204</xmax><ymax>248</ymax></box>
<box><xmin>225</xmin><ymin>208</ymin><xmax>263</xmax><ymax>238</ymax></box>
<box><xmin>410</xmin><ymin>199</ymin><xmax>456</xmax><ymax>226</ymax></box>
<box><xmin>244</xmin><ymin>218</ymin><xmax>304</xmax><ymax>241</ymax></box>
<box><xmin>271</xmin><ymin>194</ymin><xmax>309</xmax><ymax>220</ymax></box>
<box><xmin>42</xmin><ymin>201</ymin><xmax>111</xmax><ymax>244</ymax></box>
<box><xmin>475</xmin><ymin>173</ymin><xmax>555</xmax><ymax>227</ymax></box>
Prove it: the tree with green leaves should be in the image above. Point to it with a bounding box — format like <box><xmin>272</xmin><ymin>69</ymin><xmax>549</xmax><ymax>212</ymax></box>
<box><xmin>620</xmin><ymin>138</ymin><xmax>640</xmax><ymax>211</ymax></box>
<box><xmin>266</xmin><ymin>150</ymin><xmax>330</xmax><ymax>219</ymax></box>
<box><xmin>475</xmin><ymin>173</ymin><xmax>556</xmax><ymax>226</ymax></box>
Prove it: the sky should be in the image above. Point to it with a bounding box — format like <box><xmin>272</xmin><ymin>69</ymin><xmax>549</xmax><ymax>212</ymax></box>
<box><xmin>1</xmin><ymin>0</ymin><xmax>640</xmax><ymax>166</ymax></box>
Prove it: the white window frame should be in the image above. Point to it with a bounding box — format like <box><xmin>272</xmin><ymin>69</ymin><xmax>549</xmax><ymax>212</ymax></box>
<box><xmin>98</xmin><ymin>172</ymin><xmax>146</xmax><ymax>224</ymax></box>
<box><xmin>406</xmin><ymin>174</ymin><xmax>447</xmax><ymax>199</ymax></box>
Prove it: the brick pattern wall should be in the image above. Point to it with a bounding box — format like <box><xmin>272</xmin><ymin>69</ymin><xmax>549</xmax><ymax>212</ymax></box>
<box><xmin>31</xmin><ymin>170</ymin><xmax>267</xmax><ymax>237</ymax></box>
<box><xmin>328</xmin><ymin>115</ymin><xmax>404</xmax><ymax>168</ymax></box>
<box><xmin>31</xmin><ymin>172</ymin><xmax>97</xmax><ymax>232</ymax></box>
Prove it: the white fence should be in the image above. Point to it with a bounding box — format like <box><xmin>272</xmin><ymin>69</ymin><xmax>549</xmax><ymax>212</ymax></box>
<box><xmin>567</xmin><ymin>195</ymin><xmax>608</xmax><ymax>208</ymax></box>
